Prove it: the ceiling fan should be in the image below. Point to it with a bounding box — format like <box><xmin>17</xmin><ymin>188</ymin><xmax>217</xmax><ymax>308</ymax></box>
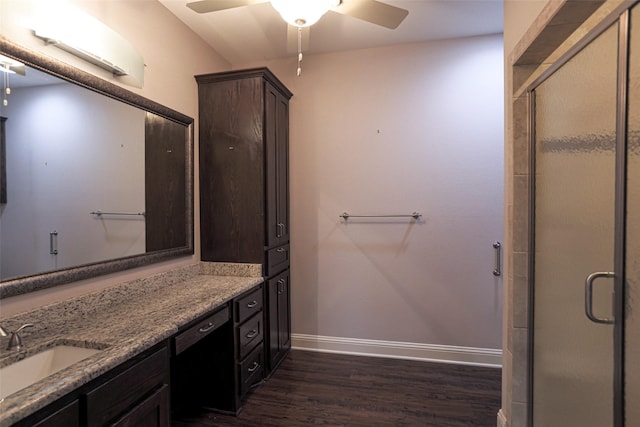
<box><xmin>186</xmin><ymin>0</ymin><xmax>409</xmax><ymax>30</ymax></box>
<box><xmin>185</xmin><ymin>0</ymin><xmax>409</xmax><ymax>75</ymax></box>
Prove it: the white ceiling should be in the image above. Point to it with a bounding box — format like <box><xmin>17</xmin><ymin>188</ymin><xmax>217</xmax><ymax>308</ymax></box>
<box><xmin>159</xmin><ymin>0</ymin><xmax>504</xmax><ymax>66</ymax></box>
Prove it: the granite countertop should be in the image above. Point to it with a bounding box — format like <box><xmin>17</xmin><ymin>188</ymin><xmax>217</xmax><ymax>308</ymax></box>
<box><xmin>0</xmin><ymin>262</ymin><xmax>263</xmax><ymax>426</ymax></box>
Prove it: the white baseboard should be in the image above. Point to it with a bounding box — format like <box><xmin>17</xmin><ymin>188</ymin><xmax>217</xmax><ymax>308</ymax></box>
<box><xmin>497</xmin><ymin>409</ymin><xmax>508</xmax><ymax>427</ymax></box>
<box><xmin>291</xmin><ymin>334</ymin><xmax>502</xmax><ymax>368</ymax></box>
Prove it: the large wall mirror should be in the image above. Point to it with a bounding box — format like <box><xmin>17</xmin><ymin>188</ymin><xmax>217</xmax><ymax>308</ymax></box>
<box><xmin>0</xmin><ymin>39</ymin><xmax>194</xmax><ymax>298</ymax></box>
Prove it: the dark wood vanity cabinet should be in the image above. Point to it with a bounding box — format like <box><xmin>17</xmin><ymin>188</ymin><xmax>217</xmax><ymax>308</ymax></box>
<box><xmin>170</xmin><ymin>285</ymin><xmax>264</xmax><ymax>416</ymax></box>
<box><xmin>197</xmin><ymin>68</ymin><xmax>292</xmax><ymax>378</ymax></box>
<box><xmin>197</xmin><ymin>67</ymin><xmax>292</xmax><ymax>263</ymax></box>
<box><xmin>14</xmin><ymin>345</ymin><xmax>170</xmax><ymax>427</ymax></box>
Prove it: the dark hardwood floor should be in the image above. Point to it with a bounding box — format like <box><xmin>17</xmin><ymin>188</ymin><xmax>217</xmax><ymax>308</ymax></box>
<box><xmin>172</xmin><ymin>350</ymin><xmax>501</xmax><ymax>427</ymax></box>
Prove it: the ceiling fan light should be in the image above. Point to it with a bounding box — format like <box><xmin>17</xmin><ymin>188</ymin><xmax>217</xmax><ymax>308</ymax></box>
<box><xmin>270</xmin><ymin>0</ymin><xmax>336</xmax><ymax>27</ymax></box>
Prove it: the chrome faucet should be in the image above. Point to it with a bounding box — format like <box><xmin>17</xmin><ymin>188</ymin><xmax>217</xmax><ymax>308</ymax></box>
<box><xmin>0</xmin><ymin>324</ymin><xmax>35</xmax><ymax>350</ymax></box>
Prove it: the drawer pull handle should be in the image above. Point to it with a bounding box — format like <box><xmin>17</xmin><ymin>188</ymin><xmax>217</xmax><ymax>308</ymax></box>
<box><xmin>199</xmin><ymin>322</ymin><xmax>215</xmax><ymax>333</ymax></box>
<box><xmin>246</xmin><ymin>329</ymin><xmax>259</xmax><ymax>339</ymax></box>
<box><xmin>247</xmin><ymin>300</ymin><xmax>258</xmax><ymax>308</ymax></box>
<box><xmin>247</xmin><ymin>362</ymin><xmax>260</xmax><ymax>373</ymax></box>
<box><xmin>276</xmin><ymin>247</ymin><xmax>285</xmax><ymax>253</ymax></box>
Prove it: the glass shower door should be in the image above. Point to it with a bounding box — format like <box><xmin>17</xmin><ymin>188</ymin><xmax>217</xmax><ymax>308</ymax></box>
<box><xmin>532</xmin><ymin>22</ymin><xmax>619</xmax><ymax>427</ymax></box>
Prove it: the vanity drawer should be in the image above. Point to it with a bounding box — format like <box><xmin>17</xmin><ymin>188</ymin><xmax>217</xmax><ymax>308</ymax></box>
<box><xmin>174</xmin><ymin>305</ymin><xmax>230</xmax><ymax>355</ymax></box>
<box><xmin>238</xmin><ymin>344</ymin><xmax>264</xmax><ymax>397</ymax></box>
<box><xmin>85</xmin><ymin>347</ymin><xmax>168</xmax><ymax>427</ymax></box>
<box><xmin>266</xmin><ymin>244</ymin><xmax>290</xmax><ymax>276</ymax></box>
<box><xmin>237</xmin><ymin>313</ymin><xmax>263</xmax><ymax>360</ymax></box>
<box><xmin>236</xmin><ymin>287</ymin><xmax>263</xmax><ymax>324</ymax></box>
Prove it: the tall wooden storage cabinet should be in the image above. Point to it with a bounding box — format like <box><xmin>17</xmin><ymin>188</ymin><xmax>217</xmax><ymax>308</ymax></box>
<box><xmin>197</xmin><ymin>68</ymin><xmax>292</xmax><ymax>376</ymax></box>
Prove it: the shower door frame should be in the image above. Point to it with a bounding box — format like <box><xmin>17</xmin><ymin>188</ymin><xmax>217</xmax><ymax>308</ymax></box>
<box><xmin>526</xmin><ymin>4</ymin><xmax>634</xmax><ymax>426</ymax></box>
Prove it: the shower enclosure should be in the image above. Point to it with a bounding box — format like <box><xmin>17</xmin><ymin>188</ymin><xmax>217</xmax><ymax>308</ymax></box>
<box><xmin>530</xmin><ymin>3</ymin><xmax>639</xmax><ymax>426</ymax></box>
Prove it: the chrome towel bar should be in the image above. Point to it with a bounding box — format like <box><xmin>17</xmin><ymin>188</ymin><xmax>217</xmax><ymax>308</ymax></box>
<box><xmin>340</xmin><ymin>212</ymin><xmax>421</xmax><ymax>220</ymax></box>
<box><xmin>90</xmin><ymin>210</ymin><xmax>145</xmax><ymax>217</ymax></box>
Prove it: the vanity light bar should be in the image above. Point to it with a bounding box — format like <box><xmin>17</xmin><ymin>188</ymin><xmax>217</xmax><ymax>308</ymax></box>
<box><xmin>32</xmin><ymin>4</ymin><xmax>144</xmax><ymax>86</ymax></box>
<box><xmin>36</xmin><ymin>37</ymin><xmax>128</xmax><ymax>77</ymax></box>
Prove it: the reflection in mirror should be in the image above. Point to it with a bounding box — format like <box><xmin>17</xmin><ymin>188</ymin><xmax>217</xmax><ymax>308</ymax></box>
<box><xmin>145</xmin><ymin>112</ymin><xmax>187</xmax><ymax>252</ymax></box>
<box><xmin>0</xmin><ymin>39</ymin><xmax>193</xmax><ymax>298</ymax></box>
<box><xmin>2</xmin><ymin>68</ymin><xmax>147</xmax><ymax>279</ymax></box>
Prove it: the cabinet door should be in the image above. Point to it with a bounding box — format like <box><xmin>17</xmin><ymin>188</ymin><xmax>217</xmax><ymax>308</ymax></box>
<box><xmin>112</xmin><ymin>384</ymin><xmax>169</xmax><ymax>427</ymax></box>
<box><xmin>275</xmin><ymin>88</ymin><xmax>290</xmax><ymax>244</ymax></box>
<box><xmin>32</xmin><ymin>400</ymin><xmax>79</xmax><ymax>427</ymax></box>
<box><xmin>199</xmin><ymin>78</ymin><xmax>265</xmax><ymax>263</ymax></box>
<box><xmin>265</xmin><ymin>83</ymin><xmax>290</xmax><ymax>248</ymax></box>
<box><xmin>268</xmin><ymin>269</ymin><xmax>291</xmax><ymax>370</ymax></box>
<box><xmin>85</xmin><ymin>347</ymin><xmax>168</xmax><ymax>426</ymax></box>
<box><xmin>278</xmin><ymin>270</ymin><xmax>291</xmax><ymax>354</ymax></box>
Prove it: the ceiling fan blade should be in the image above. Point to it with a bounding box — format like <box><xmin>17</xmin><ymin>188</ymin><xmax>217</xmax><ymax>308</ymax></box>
<box><xmin>186</xmin><ymin>0</ymin><xmax>268</xmax><ymax>14</ymax></box>
<box><xmin>287</xmin><ymin>25</ymin><xmax>310</xmax><ymax>54</ymax></box>
<box><xmin>333</xmin><ymin>0</ymin><xmax>408</xmax><ymax>30</ymax></box>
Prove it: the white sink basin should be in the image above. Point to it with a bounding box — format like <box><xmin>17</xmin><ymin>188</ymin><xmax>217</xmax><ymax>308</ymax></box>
<box><xmin>0</xmin><ymin>345</ymin><xmax>101</xmax><ymax>400</ymax></box>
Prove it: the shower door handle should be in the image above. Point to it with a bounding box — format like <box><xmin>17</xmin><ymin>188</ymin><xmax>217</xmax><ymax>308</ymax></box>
<box><xmin>584</xmin><ymin>271</ymin><xmax>615</xmax><ymax>324</ymax></box>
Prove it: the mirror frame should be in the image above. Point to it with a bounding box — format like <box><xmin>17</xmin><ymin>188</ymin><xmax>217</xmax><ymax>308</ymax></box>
<box><xmin>0</xmin><ymin>38</ymin><xmax>194</xmax><ymax>299</ymax></box>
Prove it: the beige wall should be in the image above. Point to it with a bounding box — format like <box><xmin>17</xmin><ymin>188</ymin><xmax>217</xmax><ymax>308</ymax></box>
<box><xmin>239</xmin><ymin>35</ymin><xmax>505</xmax><ymax>351</ymax></box>
<box><xmin>0</xmin><ymin>0</ymin><xmax>230</xmax><ymax>316</ymax></box>
<box><xmin>1</xmin><ymin>2</ymin><xmax>505</xmax><ymax>356</ymax></box>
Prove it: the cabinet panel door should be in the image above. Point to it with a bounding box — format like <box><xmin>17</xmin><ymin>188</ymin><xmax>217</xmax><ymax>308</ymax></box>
<box><xmin>199</xmin><ymin>78</ymin><xmax>265</xmax><ymax>263</ymax></box>
<box><xmin>32</xmin><ymin>400</ymin><xmax>79</xmax><ymax>427</ymax></box>
<box><xmin>278</xmin><ymin>269</ymin><xmax>291</xmax><ymax>353</ymax></box>
<box><xmin>268</xmin><ymin>269</ymin><xmax>291</xmax><ymax>370</ymax></box>
<box><xmin>276</xmin><ymin>90</ymin><xmax>290</xmax><ymax>244</ymax></box>
<box><xmin>85</xmin><ymin>347</ymin><xmax>168</xmax><ymax>427</ymax></box>
<box><xmin>265</xmin><ymin>83</ymin><xmax>289</xmax><ymax>248</ymax></box>
<box><xmin>112</xmin><ymin>384</ymin><xmax>169</xmax><ymax>427</ymax></box>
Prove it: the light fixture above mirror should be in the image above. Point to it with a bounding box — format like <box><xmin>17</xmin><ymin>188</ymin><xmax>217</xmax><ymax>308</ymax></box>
<box><xmin>30</xmin><ymin>0</ymin><xmax>145</xmax><ymax>87</ymax></box>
